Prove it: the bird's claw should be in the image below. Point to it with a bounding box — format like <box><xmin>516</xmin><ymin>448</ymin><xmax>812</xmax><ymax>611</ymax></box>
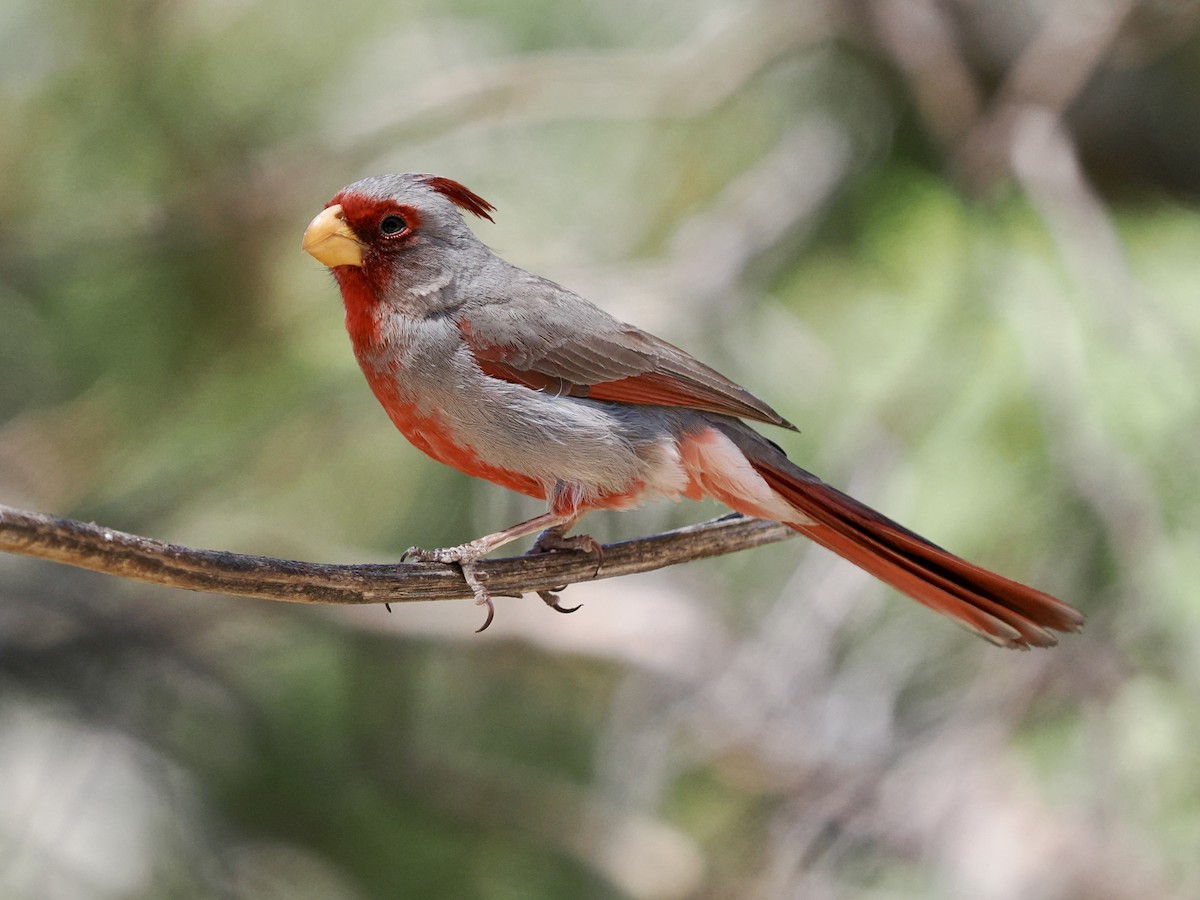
<box><xmin>536</xmin><ymin>588</ymin><xmax>582</xmax><ymax>614</ymax></box>
<box><xmin>525</xmin><ymin>527</ymin><xmax>603</xmax><ymax>615</ymax></box>
<box><xmin>402</xmin><ymin>541</ymin><xmax>496</xmax><ymax>632</ymax></box>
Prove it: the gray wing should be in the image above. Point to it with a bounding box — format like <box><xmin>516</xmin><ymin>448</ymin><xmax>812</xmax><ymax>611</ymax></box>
<box><xmin>455</xmin><ymin>273</ymin><xmax>796</xmax><ymax>430</ymax></box>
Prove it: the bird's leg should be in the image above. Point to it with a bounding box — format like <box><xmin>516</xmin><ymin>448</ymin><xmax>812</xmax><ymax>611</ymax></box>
<box><xmin>403</xmin><ymin>510</ymin><xmax>574</xmax><ymax>632</ymax></box>
<box><xmin>525</xmin><ymin>516</ymin><xmax>603</xmax><ymax>614</ymax></box>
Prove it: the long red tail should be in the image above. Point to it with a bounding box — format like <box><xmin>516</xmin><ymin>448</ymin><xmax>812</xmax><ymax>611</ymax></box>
<box><xmin>712</xmin><ymin>424</ymin><xmax>1084</xmax><ymax>649</ymax></box>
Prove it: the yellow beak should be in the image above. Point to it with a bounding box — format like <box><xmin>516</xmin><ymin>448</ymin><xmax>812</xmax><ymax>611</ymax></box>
<box><xmin>302</xmin><ymin>205</ymin><xmax>364</xmax><ymax>268</ymax></box>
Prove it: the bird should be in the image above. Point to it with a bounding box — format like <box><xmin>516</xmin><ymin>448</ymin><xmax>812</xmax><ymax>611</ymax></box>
<box><xmin>301</xmin><ymin>173</ymin><xmax>1083</xmax><ymax>647</ymax></box>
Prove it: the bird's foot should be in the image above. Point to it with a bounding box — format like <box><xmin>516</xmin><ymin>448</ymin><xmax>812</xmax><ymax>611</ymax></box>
<box><xmin>531</xmin><ymin>528</ymin><xmax>604</xmax><ymax>561</ymax></box>
<box><xmin>525</xmin><ymin>526</ymin><xmax>604</xmax><ymax>614</ymax></box>
<box><xmin>403</xmin><ymin>540</ymin><xmax>496</xmax><ymax>632</ymax></box>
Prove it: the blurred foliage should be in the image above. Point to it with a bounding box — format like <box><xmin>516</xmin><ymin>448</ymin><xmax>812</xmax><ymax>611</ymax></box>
<box><xmin>2</xmin><ymin>0</ymin><xmax>1200</xmax><ymax>897</ymax></box>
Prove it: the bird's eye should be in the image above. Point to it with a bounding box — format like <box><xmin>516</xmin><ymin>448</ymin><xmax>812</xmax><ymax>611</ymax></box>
<box><xmin>379</xmin><ymin>214</ymin><xmax>408</xmax><ymax>236</ymax></box>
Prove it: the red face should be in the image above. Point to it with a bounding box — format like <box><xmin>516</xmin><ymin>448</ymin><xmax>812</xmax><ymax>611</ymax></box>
<box><xmin>302</xmin><ymin>175</ymin><xmax>494</xmax><ymax>279</ymax></box>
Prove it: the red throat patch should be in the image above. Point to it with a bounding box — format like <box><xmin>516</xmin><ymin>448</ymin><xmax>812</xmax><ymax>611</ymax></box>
<box><xmin>421</xmin><ymin>176</ymin><xmax>496</xmax><ymax>222</ymax></box>
<box><xmin>333</xmin><ymin>266</ymin><xmax>383</xmax><ymax>348</ymax></box>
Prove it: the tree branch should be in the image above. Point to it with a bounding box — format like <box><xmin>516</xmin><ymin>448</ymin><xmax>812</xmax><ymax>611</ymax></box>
<box><xmin>0</xmin><ymin>504</ymin><xmax>795</xmax><ymax>606</ymax></box>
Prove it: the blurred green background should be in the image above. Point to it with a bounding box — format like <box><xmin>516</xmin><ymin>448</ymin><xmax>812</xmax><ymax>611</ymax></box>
<box><xmin>2</xmin><ymin>0</ymin><xmax>1199</xmax><ymax>897</ymax></box>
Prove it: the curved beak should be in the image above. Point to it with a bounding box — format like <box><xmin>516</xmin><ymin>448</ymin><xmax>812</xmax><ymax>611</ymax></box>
<box><xmin>302</xmin><ymin>205</ymin><xmax>364</xmax><ymax>268</ymax></box>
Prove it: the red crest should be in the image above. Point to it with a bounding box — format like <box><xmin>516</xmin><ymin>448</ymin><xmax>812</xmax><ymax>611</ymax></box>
<box><xmin>421</xmin><ymin>175</ymin><xmax>496</xmax><ymax>222</ymax></box>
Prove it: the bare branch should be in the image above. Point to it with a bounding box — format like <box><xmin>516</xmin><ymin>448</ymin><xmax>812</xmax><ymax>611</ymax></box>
<box><xmin>0</xmin><ymin>504</ymin><xmax>794</xmax><ymax>607</ymax></box>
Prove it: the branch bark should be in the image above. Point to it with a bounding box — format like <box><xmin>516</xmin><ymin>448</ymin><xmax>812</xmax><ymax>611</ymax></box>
<box><xmin>0</xmin><ymin>504</ymin><xmax>795</xmax><ymax>606</ymax></box>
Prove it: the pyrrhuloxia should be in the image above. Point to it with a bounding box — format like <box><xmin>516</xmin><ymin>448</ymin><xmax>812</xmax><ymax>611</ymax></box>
<box><xmin>302</xmin><ymin>173</ymin><xmax>1083</xmax><ymax>647</ymax></box>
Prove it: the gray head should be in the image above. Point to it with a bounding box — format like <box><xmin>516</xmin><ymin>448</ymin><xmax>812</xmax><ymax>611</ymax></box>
<box><xmin>336</xmin><ymin>173</ymin><xmax>494</xmax><ymax>236</ymax></box>
<box><xmin>303</xmin><ymin>173</ymin><xmax>498</xmax><ymax>307</ymax></box>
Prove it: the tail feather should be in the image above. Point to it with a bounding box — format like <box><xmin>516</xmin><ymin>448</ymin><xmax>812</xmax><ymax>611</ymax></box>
<box><xmin>749</xmin><ymin>461</ymin><xmax>1083</xmax><ymax>648</ymax></box>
